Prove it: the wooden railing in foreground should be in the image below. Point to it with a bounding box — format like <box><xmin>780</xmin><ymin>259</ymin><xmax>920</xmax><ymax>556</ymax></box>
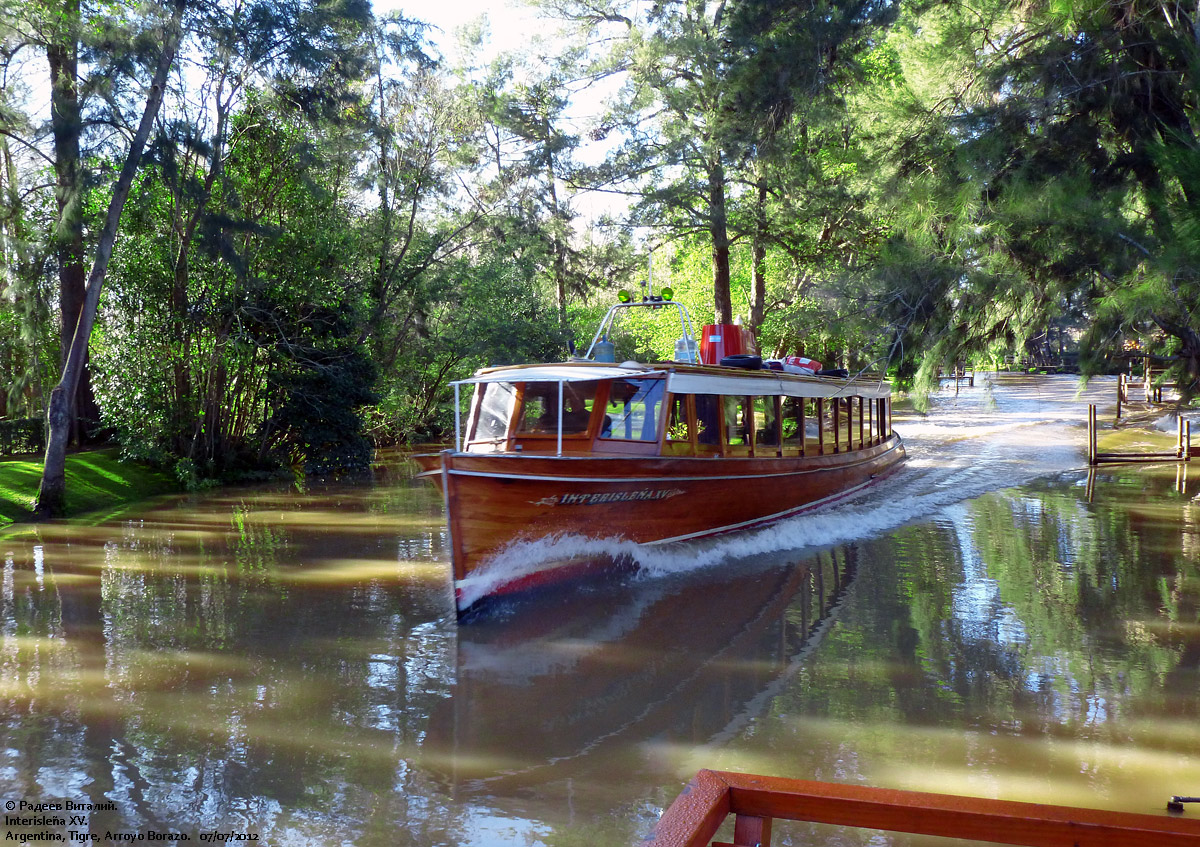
<box><xmin>640</xmin><ymin>770</ymin><xmax>1200</xmax><ymax>847</ymax></box>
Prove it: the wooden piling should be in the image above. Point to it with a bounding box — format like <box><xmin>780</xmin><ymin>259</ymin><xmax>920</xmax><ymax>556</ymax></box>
<box><xmin>1088</xmin><ymin>405</ymin><xmax>1097</xmax><ymax>465</ymax></box>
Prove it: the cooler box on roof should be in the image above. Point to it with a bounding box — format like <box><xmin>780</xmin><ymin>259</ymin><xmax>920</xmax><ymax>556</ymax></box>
<box><xmin>700</xmin><ymin>324</ymin><xmax>757</xmax><ymax>365</ymax></box>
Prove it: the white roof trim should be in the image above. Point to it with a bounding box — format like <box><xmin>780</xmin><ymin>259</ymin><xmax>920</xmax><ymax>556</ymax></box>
<box><xmin>666</xmin><ymin>370</ymin><xmax>891</xmax><ymax>399</ymax></box>
<box><xmin>454</xmin><ymin>364</ymin><xmax>664</xmax><ymax>385</ymax></box>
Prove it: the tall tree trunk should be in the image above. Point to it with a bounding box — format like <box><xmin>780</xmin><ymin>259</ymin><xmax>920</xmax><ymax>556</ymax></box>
<box><xmin>546</xmin><ymin>156</ymin><xmax>569</xmax><ymax>332</ymax></box>
<box><xmin>170</xmin><ymin>246</ymin><xmax>193</xmax><ymax>454</ymax></box>
<box><xmin>749</xmin><ymin>174</ymin><xmax>768</xmax><ymax>335</ymax></box>
<box><xmin>46</xmin><ymin>1</ymin><xmax>101</xmax><ymax>445</ymax></box>
<box><xmin>708</xmin><ymin>159</ymin><xmax>733</xmax><ymax>325</ymax></box>
<box><xmin>36</xmin><ymin>0</ymin><xmax>185</xmax><ymax>518</ymax></box>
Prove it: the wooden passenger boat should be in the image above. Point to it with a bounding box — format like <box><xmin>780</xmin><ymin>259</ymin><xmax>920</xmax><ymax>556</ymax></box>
<box><xmin>415</xmin><ymin>301</ymin><xmax>904</xmax><ymax>618</ymax></box>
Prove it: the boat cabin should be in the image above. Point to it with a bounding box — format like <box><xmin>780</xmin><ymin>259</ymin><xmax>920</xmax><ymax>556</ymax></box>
<box><xmin>452</xmin><ymin>363</ymin><xmax>895</xmax><ymax>460</ymax></box>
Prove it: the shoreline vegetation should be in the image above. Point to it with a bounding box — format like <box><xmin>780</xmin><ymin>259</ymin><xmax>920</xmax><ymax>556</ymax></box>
<box><xmin>0</xmin><ymin>448</ymin><xmax>181</xmax><ymax>530</ymax></box>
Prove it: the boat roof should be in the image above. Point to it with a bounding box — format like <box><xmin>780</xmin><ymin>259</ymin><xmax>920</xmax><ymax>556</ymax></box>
<box><xmin>452</xmin><ymin>363</ymin><xmax>664</xmax><ymax>385</ymax></box>
<box><xmin>456</xmin><ymin>360</ymin><xmax>892</xmax><ymax>400</ymax></box>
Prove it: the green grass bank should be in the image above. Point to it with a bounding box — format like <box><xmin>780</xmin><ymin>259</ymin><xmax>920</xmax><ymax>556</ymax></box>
<box><xmin>0</xmin><ymin>448</ymin><xmax>180</xmax><ymax>528</ymax></box>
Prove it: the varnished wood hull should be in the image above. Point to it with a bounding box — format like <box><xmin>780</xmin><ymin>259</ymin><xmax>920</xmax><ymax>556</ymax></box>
<box><xmin>416</xmin><ymin>435</ymin><xmax>904</xmax><ymax>617</ymax></box>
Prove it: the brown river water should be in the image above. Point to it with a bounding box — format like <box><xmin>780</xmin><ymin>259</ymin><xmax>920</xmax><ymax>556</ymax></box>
<box><xmin>1</xmin><ymin>374</ymin><xmax>1198</xmax><ymax>845</ymax></box>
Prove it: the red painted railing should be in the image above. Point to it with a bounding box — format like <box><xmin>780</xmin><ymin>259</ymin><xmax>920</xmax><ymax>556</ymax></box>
<box><xmin>641</xmin><ymin>770</ymin><xmax>1200</xmax><ymax>847</ymax></box>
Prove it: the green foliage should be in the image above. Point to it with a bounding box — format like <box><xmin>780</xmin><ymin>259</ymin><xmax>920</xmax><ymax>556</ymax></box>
<box><xmin>267</xmin><ymin>321</ymin><xmax>379</xmax><ymax>476</ymax></box>
<box><xmin>94</xmin><ymin>92</ymin><xmax>380</xmax><ymax>479</ymax></box>
<box><xmin>0</xmin><ymin>418</ymin><xmax>43</xmax><ymax>457</ymax></box>
<box><xmin>863</xmin><ymin>0</ymin><xmax>1200</xmax><ymax>396</ymax></box>
<box><xmin>369</xmin><ymin>246</ymin><xmax>569</xmax><ymax>443</ymax></box>
<box><xmin>16</xmin><ymin>0</ymin><xmax>1200</xmax><ymax>491</ymax></box>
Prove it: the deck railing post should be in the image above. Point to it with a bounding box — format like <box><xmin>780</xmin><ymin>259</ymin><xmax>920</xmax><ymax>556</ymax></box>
<box><xmin>454</xmin><ymin>383</ymin><xmax>462</xmax><ymax>452</ymax></box>
<box><xmin>732</xmin><ymin>813</ymin><xmax>772</xmax><ymax>847</ymax></box>
<box><xmin>557</xmin><ymin>381</ymin><xmax>564</xmax><ymax>457</ymax></box>
<box><xmin>817</xmin><ymin>398</ymin><xmax>825</xmax><ymax>456</ymax></box>
<box><xmin>832</xmin><ymin>399</ymin><xmax>840</xmax><ymax>454</ymax></box>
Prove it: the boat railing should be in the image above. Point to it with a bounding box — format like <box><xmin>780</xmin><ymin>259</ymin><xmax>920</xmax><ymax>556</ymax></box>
<box><xmin>640</xmin><ymin>769</ymin><xmax>1200</xmax><ymax>847</ymax></box>
<box><xmin>585</xmin><ymin>297</ymin><xmax>698</xmax><ymax>361</ymax></box>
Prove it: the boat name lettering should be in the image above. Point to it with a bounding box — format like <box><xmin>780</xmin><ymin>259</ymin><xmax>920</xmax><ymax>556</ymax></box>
<box><xmin>532</xmin><ymin>488</ymin><xmax>685</xmax><ymax>507</ymax></box>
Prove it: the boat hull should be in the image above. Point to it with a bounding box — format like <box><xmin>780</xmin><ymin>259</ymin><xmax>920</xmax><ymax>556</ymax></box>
<box><xmin>417</xmin><ymin>435</ymin><xmax>904</xmax><ymax>616</ymax></box>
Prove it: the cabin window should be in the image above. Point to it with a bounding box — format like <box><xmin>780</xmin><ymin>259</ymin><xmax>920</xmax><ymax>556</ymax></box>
<box><xmin>471</xmin><ymin>381</ymin><xmax>517</xmax><ymax>444</ymax></box>
<box><xmin>515</xmin><ymin>382</ymin><xmax>597</xmax><ymax>436</ymax></box>
<box><xmin>663</xmin><ymin>394</ymin><xmax>692</xmax><ymax>455</ymax></box>
<box><xmin>694</xmin><ymin>394</ymin><xmax>721</xmax><ymax>455</ymax></box>
<box><xmin>600</xmin><ymin>379</ymin><xmax>664</xmax><ymax>441</ymax></box>
<box><xmin>753</xmin><ymin>396</ymin><xmax>780</xmax><ymax>456</ymax></box>
<box><xmin>723</xmin><ymin>396</ymin><xmax>752</xmax><ymax>455</ymax></box>
<box><xmin>780</xmin><ymin>397</ymin><xmax>804</xmax><ymax>455</ymax></box>
<box><xmin>781</xmin><ymin>397</ymin><xmax>822</xmax><ymax>456</ymax></box>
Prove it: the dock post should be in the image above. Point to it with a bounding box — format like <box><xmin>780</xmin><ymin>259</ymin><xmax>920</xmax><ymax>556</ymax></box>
<box><xmin>1188</xmin><ymin>420</ymin><xmax>1192</xmax><ymax>462</ymax></box>
<box><xmin>1088</xmin><ymin>404</ymin><xmax>1097</xmax><ymax>466</ymax></box>
<box><xmin>1179</xmin><ymin>416</ymin><xmax>1185</xmax><ymax>460</ymax></box>
<box><xmin>1116</xmin><ymin>375</ymin><xmax>1122</xmax><ymax>420</ymax></box>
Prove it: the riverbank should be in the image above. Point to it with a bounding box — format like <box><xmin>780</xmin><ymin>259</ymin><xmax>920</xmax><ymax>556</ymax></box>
<box><xmin>0</xmin><ymin>448</ymin><xmax>180</xmax><ymax>528</ymax></box>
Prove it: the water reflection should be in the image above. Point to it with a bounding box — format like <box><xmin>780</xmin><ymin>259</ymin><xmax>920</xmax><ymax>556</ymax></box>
<box><xmin>0</xmin><ymin>437</ymin><xmax>1198</xmax><ymax>845</ymax></box>
<box><xmin>426</xmin><ymin>547</ymin><xmax>857</xmax><ymax>789</ymax></box>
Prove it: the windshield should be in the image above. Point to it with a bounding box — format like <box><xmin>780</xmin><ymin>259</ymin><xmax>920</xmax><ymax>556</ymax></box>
<box><xmin>599</xmin><ymin>379</ymin><xmax>664</xmax><ymax>442</ymax></box>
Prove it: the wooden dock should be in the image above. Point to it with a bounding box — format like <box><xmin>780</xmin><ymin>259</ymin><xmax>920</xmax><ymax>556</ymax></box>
<box><xmin>1088</xmin><ymin>404</ymin><xmax>1193</xmax><ymax>465</ymax></box>
<box><xmin>1116</xmin><ymin>361</ymin><xmax>1178</xmax><ymax>419</ymax></box>
<box><xmin>938</xmin><ymin>366</ymin><xmax>974</xmax><ymax>387</ymax></box>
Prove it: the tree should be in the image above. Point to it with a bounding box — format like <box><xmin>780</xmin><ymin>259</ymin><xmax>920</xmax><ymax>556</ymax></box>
<box><xmin>478</xmin><ymin>56</ymin><xmax>583</xmax><ymax>330</ymax></box>
<box><xmin>36</xmin><ymin>0</ymin><xmax>186</xmax><ymax>517</ymax></box>
<box><xmin>98</xmin><ymin>90</ymin><xmax>379</xmax><ymax>478</ymax></box>
<box><xmin>865</xmin><ymin>0</ymin><xmax>1200</xmax><ymax>395</ymax></box>
<box><xmin>548</xmin><ymin>0</ymin><xmax>898</xmax><ymax>331</ymax></box>
<box><xmin>2</xmin><ymin>0</ymin><xmax>114</xmax><ymax>440</ymax></box>
<box><xmin>138</xmin><ymin>0</ymin><xmax>372</xmax><ymax>461</ymax></box>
